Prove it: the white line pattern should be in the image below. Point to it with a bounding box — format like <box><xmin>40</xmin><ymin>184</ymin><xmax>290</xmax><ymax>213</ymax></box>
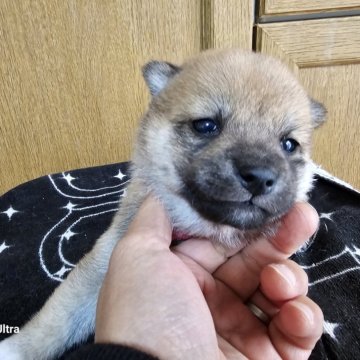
<box><xmin>48</xmin><ymin>175</ymin><xmax>126</xmax><ymax>200</ymax></box>
<box><xmin>62</xmin><ymin>172</ymin><xmax>129</xmax><ymax>192</ymax></box>
<box><xmin>39</xmin><ymin>170</ymin><xmax>127</xmax><ymax>282</ymax></box>
<box><xmin>301</xmin><ymin>244</ymin><xmax>360</xmax><ymax>287</ymax></box>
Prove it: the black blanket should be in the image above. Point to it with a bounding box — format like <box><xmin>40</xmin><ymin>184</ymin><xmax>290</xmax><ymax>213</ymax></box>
<box><xmin>0</xmin><ymin>162</ymin><xmax>359</xmax><ymax>359</ymax></box>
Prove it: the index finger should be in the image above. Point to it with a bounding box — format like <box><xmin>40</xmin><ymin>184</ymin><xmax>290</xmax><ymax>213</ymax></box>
<box><xmin>124</xmin><ymin>195</ymin><xmax>173</xmax><ymax>248</ymax></box>
<box><xmin>213</xmin><ymin>202</ymin><xmax>319</xmax><ymax>300</ymax></box>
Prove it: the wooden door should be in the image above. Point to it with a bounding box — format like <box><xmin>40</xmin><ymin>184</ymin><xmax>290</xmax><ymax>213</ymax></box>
<box><xmin>0</xmin><ymin>0</ymin><xmax>253</xmax><ymax>194</ymax></box>
<box><xmin>257</xmin><ymin>17</ymin><xmax>360</xmax><ymax>189</ymax></box>
<box><xmin>260</xmin><ymin>0</ymin><xmax>360</xmax><ymax>15</ymax></box>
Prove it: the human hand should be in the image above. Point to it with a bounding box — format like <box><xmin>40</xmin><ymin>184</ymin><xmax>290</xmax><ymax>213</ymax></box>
<box><xmin>95</xmin><ymin>196</ymin><xmax>323</xmax><ymax>360</ymax></box>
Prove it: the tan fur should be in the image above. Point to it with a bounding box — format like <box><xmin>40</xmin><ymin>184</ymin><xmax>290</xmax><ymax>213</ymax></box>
<box><xmin>136</xmin><ymin>49</ymin><xmax>321</xmax><ymax>248</ymax></box>
<box><xmin>0</xmin><ymin>49</ymin><xmax>325</xmax><ymax>360</ymax></box>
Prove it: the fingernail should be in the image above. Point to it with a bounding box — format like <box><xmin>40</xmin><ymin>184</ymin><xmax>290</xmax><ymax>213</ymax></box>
<box><xmin>270</xmin><ymin>264</ymin><xmax>297</xmax><ymax>288</ymax></box>
<box><xmin>292</xmin><ymin>301</ymin><xmax>314</xmax><ymax>324</ymax></box>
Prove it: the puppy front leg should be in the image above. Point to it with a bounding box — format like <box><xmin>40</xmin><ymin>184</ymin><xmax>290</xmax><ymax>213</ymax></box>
<box><xmin>0</xmin><ymin>216</ymin><xmax>127</xmax><ymax>360</ymax></box>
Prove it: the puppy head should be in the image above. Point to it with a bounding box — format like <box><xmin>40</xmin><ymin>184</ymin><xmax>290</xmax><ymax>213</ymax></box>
<box><xmin>134</xmin><ymin>49</ymin><xmax>326</xmax><ymax>244</ymax></box>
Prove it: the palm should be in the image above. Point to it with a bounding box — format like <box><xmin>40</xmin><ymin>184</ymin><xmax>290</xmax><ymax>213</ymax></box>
<box><xmin>173</xmin><ymin>203</ymin><xmax>322</xmax><ymax>360</ymax></box>
<box><xmin>100</xmin><ymin>198</ymin><xmax>323</xmax><ymax>360</ymax></box>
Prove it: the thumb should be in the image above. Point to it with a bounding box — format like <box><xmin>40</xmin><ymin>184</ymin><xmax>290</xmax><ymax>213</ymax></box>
<box><xmin>125</xmin><ymin>195</ymin><xmax>173</xmax><ymax>247</ymax></box>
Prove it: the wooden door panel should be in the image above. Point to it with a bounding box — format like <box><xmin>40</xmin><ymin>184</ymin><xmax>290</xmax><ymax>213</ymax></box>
<box><xmin>257</xmin><ymin>17</ymin><xmax>360</xmax><ymax>69</ymax></box>
<box><xmin>257</xmin><ymin>17</ymin><xmax>360</xmax><ymax>188</ymax></box>
<box><xmin>0</xmin><ymin>0</ymin><xmax>254</xmax><ymax>194</ymax></box>
<box><xmin>0</xmin><ymin>1</ymin><xmax>201</xmax><ymax>194</ymax></box>
<box><xmin>260</xmin><ymin>0</ymin><xmax>360</xmax><ymax>15</ymax></box>
<box><xmin>300</xmin><ymin>65</ymin><xmax>360</xmax><ymax>188</ymax></box>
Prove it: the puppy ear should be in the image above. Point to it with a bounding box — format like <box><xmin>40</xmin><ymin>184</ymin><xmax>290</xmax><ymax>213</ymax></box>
<box><xmin>142</xmin><ymin>61</ymin><xmax>181</xmax><ymax>96</ymax></box>
<box><xmin>309</xmin><ymin>98</ymin><xmax>327</xmax><ymax>127</ymax></box>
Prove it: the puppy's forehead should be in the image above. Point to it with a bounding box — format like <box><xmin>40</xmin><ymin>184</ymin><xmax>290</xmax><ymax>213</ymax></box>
<box><xmin>182</xmin><ymin>50</ymin><xmax>302</xmax><ymax>99</ymax></box>
<box><xmin>162</xmin><ymin>50</ymin><xmax>310</xmax><ymax>129</ymax></box>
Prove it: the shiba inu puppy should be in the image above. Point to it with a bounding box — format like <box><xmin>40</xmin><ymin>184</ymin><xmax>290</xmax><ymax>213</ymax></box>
<box><xmin>0</xmin><ymin>49</ymin><xmax>326</xmax><ymax>360</ymax></box>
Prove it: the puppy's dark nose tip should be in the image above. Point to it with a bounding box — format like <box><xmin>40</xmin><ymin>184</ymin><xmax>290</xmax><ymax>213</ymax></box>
<box><xmin>237</xmin><ymin>167</ymin><xmax>278</xmax><ymax>196</ymax></box>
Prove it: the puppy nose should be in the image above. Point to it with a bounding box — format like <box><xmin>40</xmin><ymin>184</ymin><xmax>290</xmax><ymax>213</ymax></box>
<box><xmin>237</xmin><ymin>167</ymin><xmax>278</xmax><ymax>196</ymax></box>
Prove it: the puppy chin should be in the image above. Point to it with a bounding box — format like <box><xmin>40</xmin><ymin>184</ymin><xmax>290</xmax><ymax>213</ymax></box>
<box><xmin>180</xmin><ymin>182</ymin><xmax>295</xmax><ymax>231</ymax></box>
<box><xmin>180</xmin><ymin>190</ymin><xmax>271</xmax><ymax>230</ymax></box>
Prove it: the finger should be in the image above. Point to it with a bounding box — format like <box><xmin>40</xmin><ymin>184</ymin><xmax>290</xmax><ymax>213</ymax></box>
<box><xmin>125</xmin><ymin>195</ymin><xmax>172</xmax><ymax>247</ymax></box>
<box><xmin>173</xmin><ymin>239</ymin><xmax>228</xmax><ymax>273</ymax></box>
<box><xmin>260</xmin><ymin>260</ymin><xmax>308</xmax><ymax>303</ymax></box>
<box><xmin>206</xmin><ymin>281</ymin><xmax>280</xmax><ymax>359</ymax></box>
<box><xmin>208</xmin><ymin>280</ymin><xmax>305</xmax><ymax>360</ymax></box>
<box><xmin>214</xmin><ymin>203</ymin><xmax>318</xmax><ymax>300</ymax></box>
<box><xmin>269</xmin><ymin>296</ymin><xmax>324</xmax><ymax>359</ymax></box>
<box><xmin>247</xmin><ymin>291</ymin><xmax>279</xmax><ymax>321</ymax></box>
<box><xmin>246</xmin><ymin>260</ymin><xmax>309</xmax><ymax>320</ymax></box>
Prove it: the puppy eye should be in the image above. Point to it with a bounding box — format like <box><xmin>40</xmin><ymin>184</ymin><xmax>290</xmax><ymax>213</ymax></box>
<box><xmin>192</xmin><ymin>118</ymin><xmax>219</xmax><ymax>135</ymax></box>
<box><xmin>281</xmin><ymin>138</ymin><xmax>299</xmax><ymax>153</ymax></box>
